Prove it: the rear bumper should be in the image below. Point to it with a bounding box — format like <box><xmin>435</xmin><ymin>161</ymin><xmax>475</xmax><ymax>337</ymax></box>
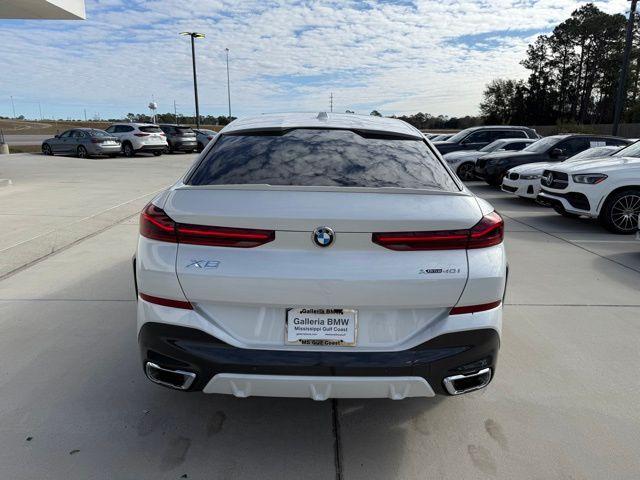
<box><xmin>137</xmin><ymin>144</ymin><xmax>166</xmax><ymax>152</ymax></box>
<box><xmin>138</xmin><ymin>322</ymin><xmax>500</xmax><ymax>398</ymax></box>
<box><xmin>171</xmin><ymin>140</ymin><xmax>197</xmax><ymax>151</ymax></box>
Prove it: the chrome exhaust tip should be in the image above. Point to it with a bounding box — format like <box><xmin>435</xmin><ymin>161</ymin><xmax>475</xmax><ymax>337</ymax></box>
<box><xmin>443</xmin><ymin>368</ymin><xmax>492</xmax><ymax>395</ymax></box>
<box><xmin>145</xmin><ymin>362</ymin><xmax>196</xmax><ymax>390</ymax></box>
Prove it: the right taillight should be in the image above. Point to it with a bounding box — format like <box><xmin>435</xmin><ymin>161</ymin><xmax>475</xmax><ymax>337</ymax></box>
<box><xmin>372</xmin><ymin>212</ymin><xmax>504</xmax><ymax>251</ymax></box>
<box><xmin>139</xmin><ymin>203</ymin><xmax>275</xmax><ymax>248</ymax></box>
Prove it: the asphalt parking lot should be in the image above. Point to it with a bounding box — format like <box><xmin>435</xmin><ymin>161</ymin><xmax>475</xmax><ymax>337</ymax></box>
<box><xmin>1</xmin><ymin>153</ymin><xmax>639</xmax><ymax>479</ymax></box>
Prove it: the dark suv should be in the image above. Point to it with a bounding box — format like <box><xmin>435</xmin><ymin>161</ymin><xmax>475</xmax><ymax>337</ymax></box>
<box><xmin>159</xmin><ymin>124</ymin><xmax>198</xmax><ymax>153</ymax></box>
<box><xmin>432</xmin><ymin>126</ymin><xmax>539</xmax><ymax>155</ymax></box>
<box><xmin>474</xmin><ymin>134</ymin><xmax>631</xmax><ymax>186</ymax></box>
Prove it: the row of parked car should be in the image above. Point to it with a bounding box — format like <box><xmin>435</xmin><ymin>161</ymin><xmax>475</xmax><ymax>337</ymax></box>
<box><xmin>429</xmin><ymin>126</ymin><xmax>639</xmax><ymax>234</ymax></box>
<box><xmin>41</xmin><ymin>123</ymin><xmax>218</xmax><ymax>158</ymax></box>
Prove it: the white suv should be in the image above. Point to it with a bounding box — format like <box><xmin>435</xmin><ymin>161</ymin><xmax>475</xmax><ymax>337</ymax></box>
<box><xmin>105</xmin><ymin>123</ymin><xmax>168</xmax><ymax>157</ymax></box>
<box><xmin>134</xmin><ymin>112</ymin><xmax>507</xmax><ymax>400</ymax></box>
<box><xmin>537</xmin><ymin>144</ymin><xmax>640</xmax><ymax>233</ymax></box>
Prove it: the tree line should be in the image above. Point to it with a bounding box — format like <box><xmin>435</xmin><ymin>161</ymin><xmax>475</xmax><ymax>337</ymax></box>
<box><xmin>481</xmin><ymin>3</ymin><xmax>640</xmax><ymax>126</ymax></box>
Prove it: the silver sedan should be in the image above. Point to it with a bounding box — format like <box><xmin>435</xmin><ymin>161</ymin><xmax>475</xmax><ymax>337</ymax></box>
<box><xmin>42</xmin><ymin>128</ymin><xmax>121</xmax><ymax>158</ymax></box>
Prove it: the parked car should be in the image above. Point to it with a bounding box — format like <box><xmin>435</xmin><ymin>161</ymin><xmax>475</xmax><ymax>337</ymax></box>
<box><xmin>537</xmin><ymin>142</ymin><xmax>640</xmax><ymax>233</ymax></box>
<box><xmin>105</xmin><ymin>123</ymin><xmax>167</xmax><ymax>157</ymax></box>
<box><xmin>41</xmin><ymin>128</ymin><xmax>121</xmax><ymax>158</ymax></box>
<box><xmin>135</xmin><ymin>112</ymin><xmax>507</xmax><ymax>399</ymax></box>
<box><xmin>444</xmin><ymin>138</ymin><xmax>537</xmax><ymax>180</ymax></box>
<box><xmin>433</xmin><ymin>126</ymin><xmax>539</xmax><ymax>155</ymax></box>
<box><xmin>475</xmin><ymin>134</ymin><xmax>630</xmax><ymax>186</ymax></box>
<box><xmin>194</xmin><ymin>128</ymin><xmax>218</xmax><ymax>152</ymax></box>
<box><xmin>158</xmin><ymin>124</ymin><xmax>198</xmax><ymax>153</ymax></box>
<box><xmin>501</xmin><ymin>145</ymin><xmax>621</xmax><ymax>199</ymax></box>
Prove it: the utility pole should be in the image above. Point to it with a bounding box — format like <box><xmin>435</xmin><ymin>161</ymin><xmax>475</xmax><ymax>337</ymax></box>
<box><xmin>330</xmin><ymin>92</ymin><xmax>333</xmax><ymax>113</ymax></box>
<box><xmin>225</xmin><ymin>48</ymin><xmax>231</xmax><ymax>119</ymax></box>
<box><xmin>174</xmin><ymin>100</ymin><xmax>178</xmax><ymax>124</ymax></box>
<box><xmin>10</xmin><ymin>96</ymin><xmax>16</xmax><ymax>118</ymax></box>
<box><xmin>84</xmin><ymin>109</ymin><xmax>87</xmax><ymax>122</ymax></box>
<box><xmin>613</xmin><ymin>0</ymin><xmax>638</xmax><ymax>136</ymax></box>
<box><xmin>180</xmin><ymin>32</ymin><xmax>205</xmax><ymax>129</ymax></box>
<box><xmin>38</xmin><ymin>102</ymin><xmax>42</xmax><ymax>121</ymax></box>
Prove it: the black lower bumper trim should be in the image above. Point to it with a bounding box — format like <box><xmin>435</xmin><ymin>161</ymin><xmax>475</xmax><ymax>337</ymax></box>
<box><xmin>139</xmin><ymin>323</ymin><xmax>500</xmax><ymax>395</ymax></box>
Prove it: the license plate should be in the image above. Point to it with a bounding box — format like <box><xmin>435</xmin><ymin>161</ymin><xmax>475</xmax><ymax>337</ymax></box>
<box><xmin>286</xmin><ymin>308</ymin><xmax>357</xmax><ymax>346</ymax></box>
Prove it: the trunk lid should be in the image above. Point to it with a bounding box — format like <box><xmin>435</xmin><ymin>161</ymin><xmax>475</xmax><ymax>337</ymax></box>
<box><xmin>166</xmin><ymin>188</ymin><xmax>480</xmax><ymax>310</ymax></box>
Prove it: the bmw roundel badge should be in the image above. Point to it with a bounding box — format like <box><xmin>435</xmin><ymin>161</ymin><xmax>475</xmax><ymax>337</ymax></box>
<box><xmin>312</xmin><ymin>226</ymin><xmax>335</xmax><ymax>247</ymax></box>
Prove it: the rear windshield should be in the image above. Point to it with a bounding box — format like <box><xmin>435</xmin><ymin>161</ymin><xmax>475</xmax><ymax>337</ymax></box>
<box><xmin>139</xmin><ymin>126</ymin><xmax>162</xmax><ymax>133</ymax></box>
<box><xmin>176</xmin><ymin>126</ymin><xmax>194</xmax><ymax>133</ymax></box>
<box><xmin>186</xmin><ymin>129</ymin><xmax>459</xmax><ymax>191</ymax></box>
<box><xmin>90</xmin><ymin>129</ymin><xmax>111</xmax><ymax>137</ymax></box>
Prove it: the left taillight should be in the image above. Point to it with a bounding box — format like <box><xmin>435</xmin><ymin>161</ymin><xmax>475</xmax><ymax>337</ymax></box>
<box><xmin>140</xmin><ymin>203</ymin><xmax>177</xmax><ymax>242</ymax></box>
<box><xmin>372</xmin><ymin>211</ymin><xmax>504</xmax><ymax>251</ymax></box>
<box><xmin>139</xmin><ymin>203</ymin><xmax>275</xmax><ymax>248</ymax></box>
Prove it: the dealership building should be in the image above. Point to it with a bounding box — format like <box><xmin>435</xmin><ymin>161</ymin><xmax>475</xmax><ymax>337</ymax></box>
<box><xmin>0</xmin><ymin>0</ymin><xmax>85</xmax><ymax>19</ymax></box>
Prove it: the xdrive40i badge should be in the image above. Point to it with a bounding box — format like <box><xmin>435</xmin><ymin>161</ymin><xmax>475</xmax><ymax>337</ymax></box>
<box><xmin>419</xmin><ymin>267</ymin><xmax>461</xmax><ymax>275</ymax></box>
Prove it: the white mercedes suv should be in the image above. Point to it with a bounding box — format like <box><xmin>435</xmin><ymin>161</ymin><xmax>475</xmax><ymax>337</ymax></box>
<box><xmin>537</xmin><ymin>144</ymin><xmax>640</xmax><ymax>233</ymax></box>
<box><xmin>134</xmin><ymin>113</ymin><xmax>507</xmax><ymax>400</ymax></box>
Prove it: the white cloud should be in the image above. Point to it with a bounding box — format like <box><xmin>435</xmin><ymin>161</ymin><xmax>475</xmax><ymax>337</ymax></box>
<box><xmin>0</xmin><ymin>0</ymin><xmax>629</xmax><ymax>119</ymax></box>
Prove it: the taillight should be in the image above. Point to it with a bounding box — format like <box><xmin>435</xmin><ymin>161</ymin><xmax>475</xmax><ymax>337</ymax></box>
<box><xmin>91</xmin><ymin>138</ymin><xmax>101</xmax><ymax>143</ymax></box>
<box><xmin>372</xmin><ymin>212</ymin><xmax>504</xmax><ymax>251</ymax></box>
<box><xmin>134</xmin><ymin>132</ymin><xmax>150</xmax><ymax>137</ymax></box>
<box><xmin>140</xmin><ymin>203</ymin><xmax>177</xmax><ymax>242</ymax></box>
<box><xmin>176</xmin><ymin>224</ymin><xmax>275</xmax><ymax>248</ymax></box>
<box><xmin>139</xmin><ymin>203</ymin><xmax>275</xmax><ymax>248</ymax></box>
<box><xmin>207</xmin><ymin>136</ymin><xmax>213</xmax><ymax>140</ymax></box>
<box><xmin>450</xmin><ymin>300</ymin><xmax>501</xmax><ymax>315</ymax></box>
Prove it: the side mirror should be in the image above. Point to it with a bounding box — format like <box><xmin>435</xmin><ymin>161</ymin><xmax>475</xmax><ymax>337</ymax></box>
<box><xmin>549</xmin><ymin>148</ymin><xmax>564</xmax><ymax>158</ymax></box>
<box><xmin>54</xmin><ymin>134</ymin><xmax>60</xmax><ymax>139</ymax></box>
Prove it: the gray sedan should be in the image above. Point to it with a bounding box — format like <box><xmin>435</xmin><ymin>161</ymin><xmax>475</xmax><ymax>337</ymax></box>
<box><xmin>42</xmin><ymin>128</ymin><xmax>121</xmax><ymax>158</ymax></box>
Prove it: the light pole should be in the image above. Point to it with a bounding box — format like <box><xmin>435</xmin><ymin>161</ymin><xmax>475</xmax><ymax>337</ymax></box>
<box><xmin>613</xmin><ymin>0</ymin><xmax>638</xmax><ymax>136</ymax></box>
<box><xmin>225</xmin><ymin>48</ymin><xmax>231</xmax><ymax>120</ymax></box>
<box><xmin>180</xmin><ymin>31</ymin><xmax>205</xmax><ymax>129</ymax></box>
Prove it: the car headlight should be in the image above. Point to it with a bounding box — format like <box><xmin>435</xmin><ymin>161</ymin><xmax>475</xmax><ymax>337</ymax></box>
<box><xmin>520</xmin><ymin>174</ymin><xmax>541</xmax><ymax>180</ymax></box>
<box><xmin>572</xmin><ymin>173</ymin><xmax>608</xmax><ymax>184</ymax></box>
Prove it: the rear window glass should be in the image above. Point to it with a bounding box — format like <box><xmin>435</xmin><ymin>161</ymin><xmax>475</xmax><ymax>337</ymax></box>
<box><xmin>187</xmin><ymin>129</ymin><xmax>458</xmax><ymax>191</ymax></box>
<box><xmin>90</xmin><ymin>129</ymin><xmax>111</xmax><ymax>137</ymax></box>
<box><xmin>139</xmin><ymin>126</ymin><xmax>162</xmax><ymax>133</ymax></box>
<box><xmin>175</xmin><ymin>126</ymin><xmax>194</xmax><ymax>133</ymax></box>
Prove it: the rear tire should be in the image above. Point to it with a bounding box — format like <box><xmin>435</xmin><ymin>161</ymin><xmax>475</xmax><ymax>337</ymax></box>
<box><xmin>164</xmin><ymin>142</ymin><xmax>173</xmax><ymax>154</ymax></box>
<box><xmin>153</xmin><ymin>151</ymin><xmax>162</xmax><ymax>157</ymax></box>
<box><xmin>123</xmin><ymin>142</ymin><xmax>135</xmax><ymax>157</ymax></box>
<box><xmin>456</xmin><ymin>162</ymin><xmax>475</xmax><ymax>181</ymax></box>
<box><xmin>42</xmin><ymin>144</ymin><xmax>53</xmax><ymax>156</ymax></box>
<box><xmin>599</xmin><ymin>189</ymin><xmax>640</xmax><ymax>234</ymax></box>
<box><xmin>77</xmin><ymin>146</ymin><xmax>88</xmax><ymax>158</ymax></box>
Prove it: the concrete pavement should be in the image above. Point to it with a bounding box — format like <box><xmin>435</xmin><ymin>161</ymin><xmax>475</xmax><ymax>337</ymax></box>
<box><xmin>0</xmin><ymin>162</ymin><xmax>639</xmax><ymax>479</ymax></box>
<box><xmin>0</xmin><ymin>152</ymin><xmax>194</xmax><ymax>277</ymax></box>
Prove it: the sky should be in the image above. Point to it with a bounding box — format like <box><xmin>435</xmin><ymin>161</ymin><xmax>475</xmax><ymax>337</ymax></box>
<box><xmin>0</xmin><ymin>0</ymin><xmax>631</xmax><ymax>120</ymax></box>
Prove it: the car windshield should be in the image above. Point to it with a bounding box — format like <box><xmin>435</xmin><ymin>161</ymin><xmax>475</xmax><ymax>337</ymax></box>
<box><xmin>612</xmin><ymin>140</ymin><xmax>640</xmax><ymax>158</ymax></box>
<box><xmin>568</xmin><ymin>146</ymin><xmax>619</xmax><ymax>161</ymax></box>
<box><xmin>90</xmin><ymin>129</ymin><xmax>111</xmax><ymax>137</ymax></box>
<box><xmin>522</xmin><ymin>135</ymin><xmax>563</xmax><ymax>153</ymax></box>
<box><xmin>479</xmin><ymin>140</ymin><xmax>507</xmax><ymax>152</ymax></box>
<box><xmin>139</xmin><ymin>126</ymin><xmax>162</xmax><ymax>133</ymax></box>
<box><xmin>444</xmin><ymin>127</ymin><xmax>476</xmax><ymax>143</ymax></box>
<box><xmin>187</xmin><ymin>128</ymin><xmax>459</xmax><ymax>191</ymax></box>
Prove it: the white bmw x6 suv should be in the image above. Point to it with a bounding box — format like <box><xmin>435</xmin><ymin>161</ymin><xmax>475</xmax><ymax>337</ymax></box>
<box><xmin>134</xmin><ymin>113</ymin><xmax>507</xmax><ymax>400</ymax></box>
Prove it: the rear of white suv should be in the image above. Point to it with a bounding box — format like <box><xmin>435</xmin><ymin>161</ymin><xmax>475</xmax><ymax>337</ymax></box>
<box><xmin>135</xmin><ymin>113</ymin><xmax>507</xmax><ymax>400</ymax></box>
<box><xmin>105</xmin><ymin>123</ymin><xmax>168</xmax><ymax>157</ymax></box>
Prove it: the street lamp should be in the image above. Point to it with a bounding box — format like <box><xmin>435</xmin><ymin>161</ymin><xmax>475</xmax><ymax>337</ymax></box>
<box><xmin>225</xmin><ymin>48</ymin><xmax>231</xmax><ymax>120</ymax></box>
<box><xmin>180</xmin><ymin>31</ymin><xmax>205</xmax><ymax>128</ymax></box>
